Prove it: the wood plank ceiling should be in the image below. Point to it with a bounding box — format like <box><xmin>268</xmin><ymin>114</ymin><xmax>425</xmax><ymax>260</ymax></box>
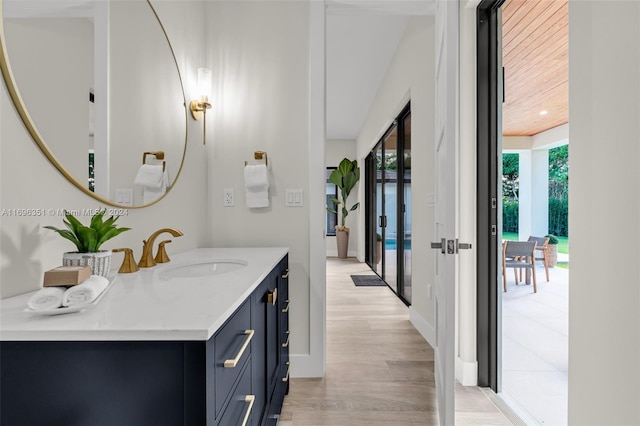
<box><xmin>502</xmin><ymin>0</ymin><xmax>568</xmax><ymax>136</ymax></box>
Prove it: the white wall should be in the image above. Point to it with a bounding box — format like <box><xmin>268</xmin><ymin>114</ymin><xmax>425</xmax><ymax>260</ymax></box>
<box><xmin>203</xmin><ymin>1</ymin><xmax>316</xmax><ymax>374</ymax></box>
<box><xmin>568</xmin><ymin>1</ymin><xmax>640</xmax><ymax>423</ymax></box>
<box><xmin>0</xmin><ymin>1</ymin><xmax>208</xmax><ymax>298</ymax></box>
<box><xmin>354</xmin><ymin>16</ymin><xmax>437</xmax><ymax>343</ymax></box>
<box><xmin>325</xmin><ymin>139</ymin><xmax>357</xmax><ymax>257</ymax></box>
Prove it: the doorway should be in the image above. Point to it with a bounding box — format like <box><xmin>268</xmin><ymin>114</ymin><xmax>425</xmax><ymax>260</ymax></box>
<box><xmin>365</xmin><ymin>104</ymin><xmax>412</xmax><ymax>304</ymax></box>
<box><xmin>477</xmin><ymin>0</ymin><xmax>569</xmax><ymax>424</ymax></box>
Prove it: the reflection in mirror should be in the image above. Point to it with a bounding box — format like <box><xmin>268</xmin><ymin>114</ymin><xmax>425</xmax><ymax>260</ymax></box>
<box><xmin>1</xmin><ymin>0</ymin><xmax>186</xmax><ymax>207</ymax></box>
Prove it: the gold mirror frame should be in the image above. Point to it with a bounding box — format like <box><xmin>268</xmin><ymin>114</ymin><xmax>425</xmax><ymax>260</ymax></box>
<box><xmin>0</xmin><ymin>0</ymin><xmax>188</xmax><ymax>208</ymax></box>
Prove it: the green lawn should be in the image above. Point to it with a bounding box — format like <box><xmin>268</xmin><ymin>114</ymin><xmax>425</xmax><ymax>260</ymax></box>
<box><xmin>502</xmin><ymin>232</ymin><xmax>568</xmax><ymax>254</ymax></box>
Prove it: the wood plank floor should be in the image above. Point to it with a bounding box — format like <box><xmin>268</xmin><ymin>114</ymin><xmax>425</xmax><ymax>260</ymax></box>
<box><xmin>280</xmin><ymin>258</ymin><xmax>513</xmax><ymax>426</ymax></box>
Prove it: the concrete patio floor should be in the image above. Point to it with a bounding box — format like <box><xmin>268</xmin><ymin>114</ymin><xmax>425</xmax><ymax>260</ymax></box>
<box><xmin>501</xmin><ymin>259</ymin><xmax>569</xmax><ymax>425</ymax></box>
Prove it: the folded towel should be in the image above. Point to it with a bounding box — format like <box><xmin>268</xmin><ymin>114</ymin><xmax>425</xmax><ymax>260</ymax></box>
<box><xmin>134</xmin><ymin>164</ymin><xmax>164</xmax><ymax>189</ymax></box>
<box><xmin>27</xmin><ymin>287</ymin><xmax>66</xmax><ymax>311</ymax></box>
<box><xmin>246</xmin><ymin>187</ymin><xmax>269</xmax><ymax>208</ymax></box>
<box><xmin>244</xmin><ymin>165</ymin><xmax>269</xmax><ymax>208</ymax></box>
<box><xmin>244</xmin><ymin>165</ymin><xmax>269</xmax><ymax>190</ymax></box>
<box><xmin>62</xmin><ymin>275</ymin><xmax>109</xmax><ymax>307</ymax></box>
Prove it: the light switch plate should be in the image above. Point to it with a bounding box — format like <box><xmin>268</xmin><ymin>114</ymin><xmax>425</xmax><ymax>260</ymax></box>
<box><xmin>285</xmin><ymin>189</ymin><xmax>303</xmax><ymax>207</ymax></box>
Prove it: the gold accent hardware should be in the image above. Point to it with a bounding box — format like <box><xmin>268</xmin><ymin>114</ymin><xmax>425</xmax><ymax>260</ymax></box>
<box><xmin>224</xmin><ymin>329</ymin><xmax>254</xmax><ymax>368</ymax></box>
<box><xmin>244</xmin><ymin>151</ymin><xmax>268</xmax><ymax>167</ymax></box>
<box><xmin>281</xmin><ymin>300</ymin><xmax>290</xmax><ymax>313</ymax></box>
<box><xmin>154</xmin><ymin>240</ymin><xmax>172</xmax><ymax>263</ymax></box>
<box><xmin>282</xmin><ymin>331</ymin><xmax>290</xmax><ymax>348</ymax></box>
<box><xmin>138</xmin><ymin>228</ymin><xmax>183</xmax><ymax>268</ymax></box>
<box><xmin>190</xmin><ymin>99</ymin><xmax>212</xmax><ymax>121</ymax></box>
<box><xmin>113</xmin><ymin>248</ymin><xmax>139</xmax><ymax>273</ymax></box>
<box><xmin>142</xmin><ymin>151</ymin><xmax>166</xmax><ymax>172</ymax></box>
<box><xmin>190</xmin><ymin>68</ymin><xmax>212</xmax><ymax>145</ymax></box>
<box><xmin>267</xmin><ymin>288</ymin><xmax>277</xmax><ymax>305</ymax></box>
<box><xmin>282</xmin><ymin>361</ymin><xmax>291</xmax><ymax>382</ymax></box>
<box><xmin>241</xmin><ymin>395</ymin><xmax>255</xmax><ymax>426</ymax></box>
<box><xmin>281</xmin><ymin>268</ymin><xmax>290</xmax><ymax>279</ymax></box>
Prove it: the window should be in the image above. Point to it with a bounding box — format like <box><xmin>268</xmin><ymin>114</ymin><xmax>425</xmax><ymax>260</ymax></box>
<box><xmin>326</xmin><ymin>167</ymin><xmax>338</xmax><ymax>236</ymax></box>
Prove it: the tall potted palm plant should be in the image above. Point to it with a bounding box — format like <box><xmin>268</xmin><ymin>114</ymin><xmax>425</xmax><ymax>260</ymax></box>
<box><xmin>327</xmin><ymin>158</ymin><xmax>360</xmax><ymax>258</ymax></box>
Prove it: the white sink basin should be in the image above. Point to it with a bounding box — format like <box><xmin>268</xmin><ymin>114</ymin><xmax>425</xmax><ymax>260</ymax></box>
<box><xmin>158</xmin><ymin>259</ymin><xmax>248</xmax><ymax>280</ymax></box>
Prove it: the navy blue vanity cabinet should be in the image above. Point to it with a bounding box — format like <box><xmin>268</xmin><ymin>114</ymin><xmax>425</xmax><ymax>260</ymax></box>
<box><xmin>260</xmin><ymin>256</ymin><xmax>290</xmax><ymax>426</ymax></box>
<box><xmin>212</xmin><ymin>299</ymin><xmax>254</xmax><ymax>424</ymax></box>
<box><xmin>0</xmin><ymin>255</ymin><xmax>289</xmax><ymax>426</ymax></box>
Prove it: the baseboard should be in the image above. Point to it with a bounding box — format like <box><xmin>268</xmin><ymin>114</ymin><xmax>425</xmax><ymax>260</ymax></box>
<box><xmin>455</xmin><ymin>357</ymin><xmax>478</xmax><ymax>386</ymax></box>
<box><xmin>289</xmin><ymin>353</ymin><xmax>324</xmax><ymax>378</ymax></box>
<box><xmin>409</xmin><ymin>308</ymin><xmax>436</xmax><ymax>348</ymax></box>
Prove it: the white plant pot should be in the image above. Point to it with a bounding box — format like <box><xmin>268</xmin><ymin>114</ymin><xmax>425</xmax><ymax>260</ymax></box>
<box><xmin>63</xmin><ymin>250</ymin><xmax>112</xmax><ymax>277</ymax></box>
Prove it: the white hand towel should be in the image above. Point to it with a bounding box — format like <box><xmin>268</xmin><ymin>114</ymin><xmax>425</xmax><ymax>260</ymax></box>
<box><xmin>244</xmin><ymin>165</ymin><xmax>269</xmax><ymax>208</ymax></box>
<box><xmin>62</xmin><ymin>275</ymin><xmax>109</xmax><ymax>307</ymax></box>
<box><xmin>134</xmin><ymin>164</ymin><xmax>164</xmax><ymax>189</ymax></box>
<box><xmin>244</xmin><ymin>165</ymin><xmax>269</xmax><ymax>190</ymax></box>
<box><xmin>246</xmin><ymin>187</ymin><xmax>270</xmax><ymax>208</ymax></box>
<box><xmin>27</xmin><ymin>287</ymin><xmax>66</xmax><ymax>311</ymax></box>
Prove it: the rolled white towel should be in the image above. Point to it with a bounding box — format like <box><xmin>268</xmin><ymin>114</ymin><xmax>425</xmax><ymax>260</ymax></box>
<box><xmin>27</xmin><ymin>287</ymin><xmax>66</xmax><ymax>311</ymax></box>
<box><xmin>62</xmin><ymin>275</ymin><xmax>109</xmax><ymax>307</ymax></box>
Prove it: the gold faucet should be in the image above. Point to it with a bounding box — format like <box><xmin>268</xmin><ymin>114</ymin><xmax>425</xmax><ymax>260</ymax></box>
<box><xmin>138</xmin><ymin>228</ymin><xmax>183</xmax><ymax>268</ymax></box>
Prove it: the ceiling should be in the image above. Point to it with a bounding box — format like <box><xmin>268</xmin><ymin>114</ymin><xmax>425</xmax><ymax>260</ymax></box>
<box><xmin>326</xmin><ymin>0</ymin><xmax>568</xmax><ymax>141</ymax></box>
<box><xmin>502</xmin><ymin>0</ymin><xmax>568</xmax><ymax>136</ymax></box>
<box><xmin>325</xmin><ymin>1</ymin><xmax>433</xmax><ymax>141</ymax></box>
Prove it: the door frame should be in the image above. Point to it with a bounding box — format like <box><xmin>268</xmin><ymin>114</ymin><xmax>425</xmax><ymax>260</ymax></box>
<box><xmin>476</xmin><ymin>0</ymin><xmax>505</xmax><ymax>392</ymax></box>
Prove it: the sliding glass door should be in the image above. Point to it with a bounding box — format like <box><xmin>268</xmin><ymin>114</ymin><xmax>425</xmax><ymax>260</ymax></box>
<box><xmin>365</xmin><ymin>104</ymin><xmax>411</xmax><ymax>304</ymax></box>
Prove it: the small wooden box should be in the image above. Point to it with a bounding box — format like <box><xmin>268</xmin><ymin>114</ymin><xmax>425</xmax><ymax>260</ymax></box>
<box><xmin>43</xmin><ymin>266</ymin><xmax>91</xmax><ymax>287</ymax></box>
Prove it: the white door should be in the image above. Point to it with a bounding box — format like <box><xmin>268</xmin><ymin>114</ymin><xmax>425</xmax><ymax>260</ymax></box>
<box><xmin>433</xmin><ymin>0</ymin><xmax>459</xmax><ymax>424</ymax></box>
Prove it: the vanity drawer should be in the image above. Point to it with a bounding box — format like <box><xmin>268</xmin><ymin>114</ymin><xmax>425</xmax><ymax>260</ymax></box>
<box><xmin>217</xmin><ymin>359</ymin><xmax>254</xmax><ymax>426</ymax></box>
<box><xmin>214</xmin><ymin>299</ymin><xmax>252</xmax><ymax>418</ymax></box>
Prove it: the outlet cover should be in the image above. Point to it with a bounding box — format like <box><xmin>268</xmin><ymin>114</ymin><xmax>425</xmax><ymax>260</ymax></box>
<box><xmin>223</xmin><ymin>188</ymin><xmax>235</xmax><ymax>207</ymax></box>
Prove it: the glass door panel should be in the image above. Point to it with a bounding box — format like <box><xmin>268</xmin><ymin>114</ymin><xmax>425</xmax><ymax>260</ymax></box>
<box><xmin>383</xmin><ymin>127</ymin><xmax>398</xmax><ymax>293</ymax></box>
<box><xmin>373</xmin><ymin>144</ymin><xmax>384</xmax><ymax>276</ymax></box>
<box><xmin>401</xmin><ymin>112</ymin><xmax>412</xmax><ymax>303</ymax></box>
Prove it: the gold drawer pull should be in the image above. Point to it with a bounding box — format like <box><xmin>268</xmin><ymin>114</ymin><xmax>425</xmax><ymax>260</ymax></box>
<box><xmin>267</xmin><ymin>288</ymin><xmax>277</xmax><ymax>305</ymax></box>
<box><xmin>282</xmin><ymin>361</ymin><xmax>291</xmax><ymax>382</ymax></box>
<box><xmin>224</xmin><ymin>329</ymin><xmax>254</xmax><ymax>368</ymax></box>
<box><xmin>281</xmin><ymin>269</ymin><xmax>290</xmax><ymax>279</ymax></box>
<box><xmin>241</xmin><ymin>395</ymin><xmax>255</xmax><ymax>426</ymax></box>
<box><xmin>281</xmin><ymin>299</ymin><xmax>290</xmax><ymax>313</ymax></box>
<box><xmin>281</xmin><ymin>331</ymin><xmax>290</xmax><ymax>348</ymax></box>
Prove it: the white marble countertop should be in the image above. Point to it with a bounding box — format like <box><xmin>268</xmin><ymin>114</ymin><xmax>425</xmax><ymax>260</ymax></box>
<box><xmin>0</xmin><ymin>247</ymin><xmax>288</xmax><ymax>341</ymax></box>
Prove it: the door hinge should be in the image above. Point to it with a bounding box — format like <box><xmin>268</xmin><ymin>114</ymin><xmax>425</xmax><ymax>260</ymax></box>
<box><xmin>491</xmin><ymin>225</ymin><xmax>497</xmax><ymax>236</ymax></box>
<box><xmin>491</xmin><ymin>197</ymin><xmax>497</xmax><ymax>209</ymax></box>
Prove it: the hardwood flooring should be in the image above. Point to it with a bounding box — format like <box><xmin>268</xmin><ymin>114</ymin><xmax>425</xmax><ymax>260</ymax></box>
<box><xmin>280</xmin><ymin>258</ymin><xmax>513</xmax><ymax>425</ymax></box>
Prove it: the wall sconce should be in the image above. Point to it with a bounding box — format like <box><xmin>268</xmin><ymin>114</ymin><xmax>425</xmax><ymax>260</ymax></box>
<box><xmin>190</xmin><ymin>67</ymin><xmax>212</xmax><ymax>144</ymax></box>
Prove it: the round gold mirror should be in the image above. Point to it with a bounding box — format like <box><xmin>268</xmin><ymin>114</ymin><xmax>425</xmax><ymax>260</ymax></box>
<box><xmin>0</xmin><ymin>0</ymin><xmax>187</xmax><ymax>208</ymax></box>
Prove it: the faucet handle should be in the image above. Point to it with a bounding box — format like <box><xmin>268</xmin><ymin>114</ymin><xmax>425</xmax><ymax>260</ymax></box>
<box><xmin>154</xmin><ymin>240</ymin><xmax>173</xmax><ymax>264</ymax></box>
<box><xmin>113</xmin><ymin>248</ymin><xmax>140</xmax><ymax>273</ymax></box>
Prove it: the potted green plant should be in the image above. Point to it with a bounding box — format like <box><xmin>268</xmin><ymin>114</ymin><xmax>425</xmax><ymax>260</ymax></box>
<box><xmin>545</xmin><ymin>234</ymin><xmax>559</xmax><ymax>267</ymax></box>
<box><xmin>327</xmin><ymin>158</ymin><xmax>360</xmax><ymax>258</ymax></box>
<box><xmin>45</xmin><ymin>209</ymin><xmax>131</xmax><ymax>276</ymax></box>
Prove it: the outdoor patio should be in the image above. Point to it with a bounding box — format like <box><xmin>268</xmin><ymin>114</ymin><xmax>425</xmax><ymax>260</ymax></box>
<box><xmin>501</xmin><ymin>256</ymin><xmax>569</xmax><ymax>425</ymax></box>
